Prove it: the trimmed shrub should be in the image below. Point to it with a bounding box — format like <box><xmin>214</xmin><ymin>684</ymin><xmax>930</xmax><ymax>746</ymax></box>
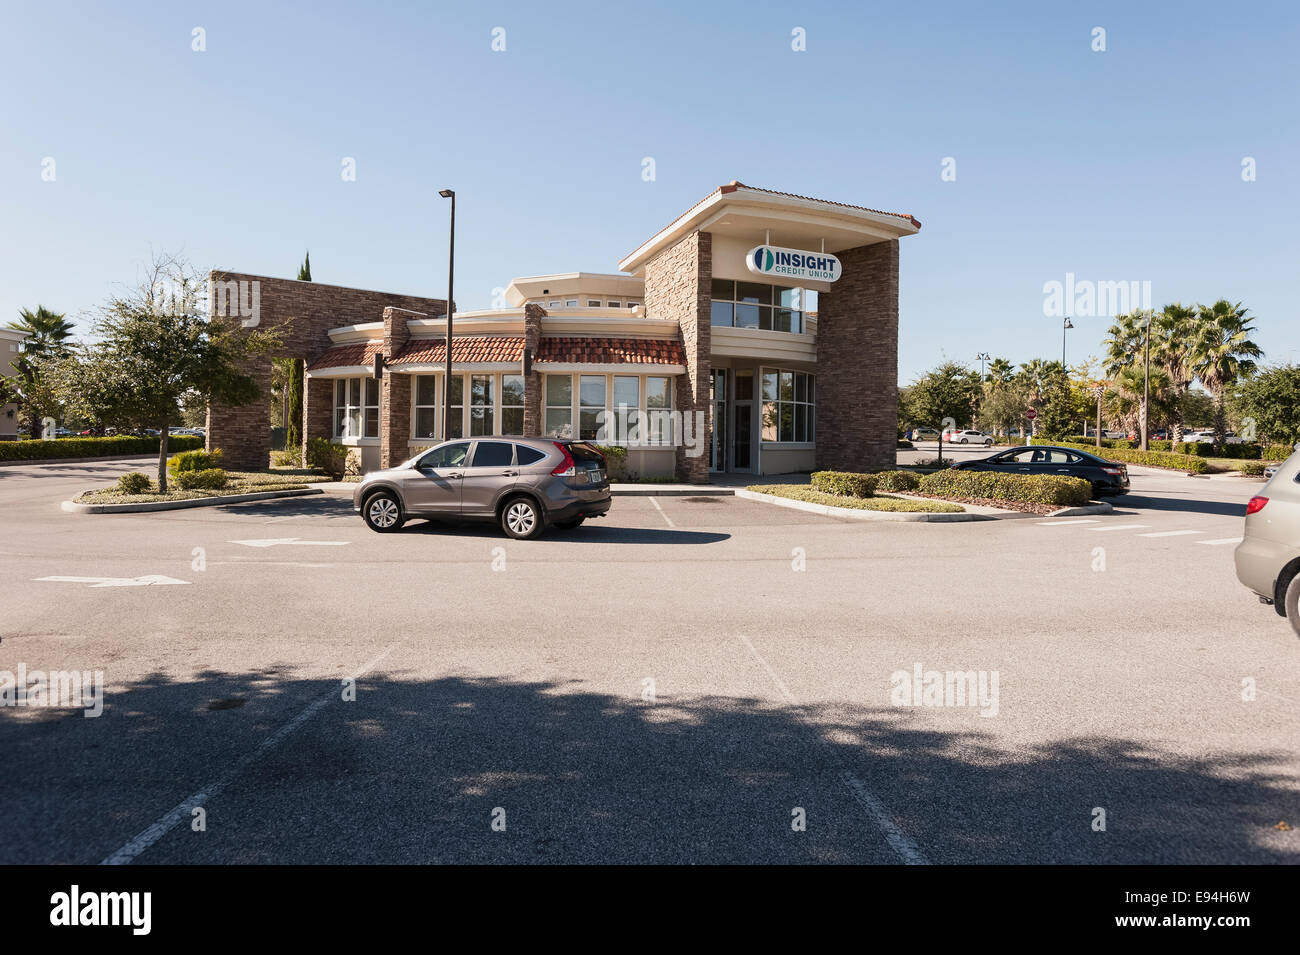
<box><xmin>0</xmin><ymin>435</ymin><xmax>202</xmax><ymax>461</ymax></box>
<box><xmin>271</xmin><ymin>446</ymin><xmax>303</xmax><ymax>468</ymax></box>
<box><xmin>175</xmin><ymin>468</ymin><xmax>228</xmax><ymax>490</ymax></box>
<box><xmin>168</xmin><ymin>448</ymin><xmax>223</xmax><ymax>473</ymax></box>
<box><xmin>1262</xmin><ymin>444</ymin><xmax>1295</xmax><ymax>461</ymax></box>
<box><xmin>810</xmin><ymin>470</ymin><xmax>877</xmax><ymax>498</ymax></box>
<box><xmin>874</xmin><ymin>469</ymin><xmax>921</xmax><ymax>492</ymax></box>
<box><xmin>919</xmin><ymin>470</ymin><xmax>1092</xmax><ymax>507</ymax></box>
<box><xmin>116</xmin><ymin>472</ymin><xmax>152</xmax><ymax>494</ymax></box>
<box><xmin>1239</xmin><ymin>461</ymin><xmax>1266</xmax><ymax>476</ymax></box>
<box><xmin>1049</xmin><ymin>441</ymin><xmax>1210</xmax><ymax>474</ymax></box>
<box><xmin>306</xmin><ymin>437</ymin><xmax>349</xmax><ymax>480</ymax></box>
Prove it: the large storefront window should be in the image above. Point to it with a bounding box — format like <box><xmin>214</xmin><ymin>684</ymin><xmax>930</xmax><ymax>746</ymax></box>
<box><xmin>761</xmin><ymin>369</ymin><xmax>815</xmax><ymax>443</ymax></box>
<box><xmin>412</xmin><ymin>373</ymin><xmax>524</xmax><ymax>441</ymax></box>
<box><xmin>544</xmin><ymin>372</ymin><xmax>673</xmax><ymax>444</ymax></box>
<box><xmin>334</xmin><ymin>377</ymin><xmax>379</xmax><ymax>439</ymax></box>
<box><xmin>710</xmin><ymin>279</ymin><xmax>805</xmax><ymax>333</ymax></box>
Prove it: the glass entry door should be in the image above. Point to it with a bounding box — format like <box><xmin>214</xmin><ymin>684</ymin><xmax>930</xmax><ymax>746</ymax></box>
<box><xmin>733</xmin><ymin>370</ymin><xmax>753</xmax><ymax>472</ymax></box>
<box><xmin>710</xmin><ymin>370</ymin><xmax>727</xmax><ymax>472</ymax></box>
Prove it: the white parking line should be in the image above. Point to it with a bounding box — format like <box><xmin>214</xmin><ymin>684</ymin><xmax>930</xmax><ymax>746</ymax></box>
<box><xmin>649</xmin><ymin>497</ymin><xmax>676</xmax><ymax>528</ymax></box>
<box><xmin>100</xmin><ymin>645</ymin><xmax>395</xmax><ymax>865</ymax></box>
<box><xmin>1089</xmin><ymin>524</ymin><xmax>1150</xmax><ymax>532</ymax></box>
<box><xmin>1197</xmin><ymin>537</ymin><xmax>1243</xmax><ymax>546</ymax></box>
<box><xmin>1137</xmin><ymin>530</ymin><xmax>1204</xmax><ymax>538</ymax></box>
<box><xmin>1035</xmin><ymin>519</ymin><xmax>1100</xmax><ymax>526</ymax></box>
<box><xmin>737</xmin><ymin>635</ymin><xmax>928</xmax><ymax>865</ymax></box>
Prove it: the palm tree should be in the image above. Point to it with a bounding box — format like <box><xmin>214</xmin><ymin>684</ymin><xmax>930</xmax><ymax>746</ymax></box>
<box><xmin>1101</xmin><ymin>310</ymin><xmax>1151</xmax><ymax>379</ymax></box>
<box><xmin>1109</xmin><ymin>364</ymin><xmax>1175</xmax><ymax>439</ymax></box>
<box><xmin>7</xmin><ymin>305</ymin><xmax>74</xmax><ymax>437</ymax></box>
<box><xmin>1153</xmin><ymin>302</ymin><xmax>1198</xmax><ymax>443</ymax></box>
<box><xmin>1015</xmin><ymin>359</ymin><xmax>1067</xmax><ymax>440</ymax></box>
<box><xmin>1191</xmin><ymin>300</ymin><xmax>1263</xmax><ymax>451</ymax></box>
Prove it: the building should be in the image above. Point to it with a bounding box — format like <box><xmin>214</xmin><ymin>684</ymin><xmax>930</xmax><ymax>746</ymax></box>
<box><xmin>207</xmin><ymin>181</ymin><xmax>920</xmax><ymax>482</ymax></box>
<box><xmin>1</xmin><ymin>327</ymin><xmax>28</xmax><ymax>441</ymax></box>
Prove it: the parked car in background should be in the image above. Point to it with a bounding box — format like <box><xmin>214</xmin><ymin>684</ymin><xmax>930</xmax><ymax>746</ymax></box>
<box><xmin>1235</xmin><ymin>447</ymin><xmax>1300</xmax><ymax>636</ymax></box>
<box><xmin>910</xmin><ymin>427</ymin><xmax>940</xmax><ymax>442</ymax></box>
<box><xmin>353</xmin><ymin>437</ymin><xmax>611</xmax><ymax>540</ymax></box>
<box><xmin>947</xmin><ymin>445</ymin><xmax>1129</xmax><ymax>496</ymax></box>
<box><xmin>942</xmin><ymin>428</ymin><xmax>994</xmax><ymax>446</ymax></box>
<box><xmin>1264</xmin><ymin>463</ymin><xmax>1280</xmax><ymax>481</ymax></box>
<box><xmin>1180</xmin><ymin>430</ymin><xmax>1244</xmax><ymax>445</ymax></box>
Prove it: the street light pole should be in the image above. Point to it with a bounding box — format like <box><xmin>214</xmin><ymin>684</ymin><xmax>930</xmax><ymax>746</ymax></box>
<box><xmin>975</xmin><ymin>352</ymin><xmax>990</xmax><ymax>431</ymax></box>
<box><xmin>1062</xmin><ymin>316</ymin><xmax>1074</xmax><ymax>367</ymax></box>
<box><xmin>1141</xmin><ymin>315</ymin><xmax>1151</xmax><ymax>452</ymax></box>
<box><xmin>439</xmin><ymin>189</ymin><xmax>455</xmax><ymax>441</ymax></box>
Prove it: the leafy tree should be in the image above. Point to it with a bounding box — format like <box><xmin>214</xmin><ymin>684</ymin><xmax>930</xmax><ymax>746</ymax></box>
<box><xmin>1232</xmin><ymin>364</ymin><xmax>1300</xmax><ymax>445</ymax></box>
<box><xmin>1191</xmin><ymin>299</ymin><xmax>1263</xmax><ymax>451</ymax></box>
<box><xmin>280</xmin><ymin>251</ymin><xmax>312</xmax><ymax>447</ymax></box>
<box><xmin>907</xmin><ymin>360</ymin><xmax>981</xmax><ymax>461</ymax></box>
<box><xmin>297</xmin><ymin>252</ymin><xmax>312</xmax><ymax>282</ymax></box>
<box><xmin>44</xmin><ymin>255</ymin><xmax>277</xmax><ymax>490</ymax></box>
<box><xmin>6</xmin><ymin>305</ymin><xmax>74</xmax><ymax>437</ymax></box>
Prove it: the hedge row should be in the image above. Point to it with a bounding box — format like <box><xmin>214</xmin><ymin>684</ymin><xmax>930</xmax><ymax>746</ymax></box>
<box><xmin>1051</xmin><ymin>441</ymin><xmax>1210</xmax><ymax>473</ymax></box>
<box><xmin>919</xmin><ymin>470</ymin><xmax>1093</xmax><ymax>507</ymax></box>
<box><xmin>810</xmin><ymin>470</ymin><xmax>877</xmax><ymax>498</ymax></box>
<box><xmin>0</xmin><ymin>435</ymin><xmax>203</xmax><ymax>461</ymax></box>
<box><xmin>1071</xmin><ymin>436</ymin><xmax>1295</xmax><ymax>460</ymax></box>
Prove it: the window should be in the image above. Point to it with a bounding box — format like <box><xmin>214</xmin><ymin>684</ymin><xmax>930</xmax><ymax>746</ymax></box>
<box><xmin>646</xmin><ymin>375</ymin><xmax>671</xmax><ymax>443</ymax></box>
<box><xmin>761</xmin><ymin>369</ymin><xmax>815</xmax><ymax>443</ymax></box>
<box><xmin>545</xmin><ymin>374</ymin><xmax>573</xmax><ymax>437</ymax></box>
<box><xmin>469</xmin><ymin>374</ymin><xmax>494</xmax><ymax>436</ymax></box>
<box><xmin>711</xmin><ymin>280</ymin><xmax>806</xmax><ymax>333</ymax></box>
<box><xmin>579</xmin><ymin>375</ymin><xmax>606</xmax><ymax>440</ymax></box>
<box><xmin>625</xmin><ymin>300</ymin><xmax>640</xmax><ymax>308</ymax></box>
<box><xmin>414</xmin><ymin>375</ymin><xmax>439</xmax><ymax>439</ymax></box>
<box><xmin>517</xmin><ymin>445</ymin><xmax>547</xmax><ymax>466</ymax></box>
<box><xmin>587</xmin><ymin>299</ymin><xmax>601</xmax><ymax>307</ymax></box>
<box><xmin>613</xmin><ymin>375</ymin><xmax>638</xmax><ymax>443</ymax></box>
<box><xmin>547</xmin><ymin>300</ymin><xmax>561</xmax><ymax>308</ymax></box>
<box><xmin>419</xmin><ymin>442</ymin><xmax>469</xmax><ymax>468</ymax></box>
<box><xmin>606</xmin><ymin>301</ymin><xmax>621</xmax><ymax>308</ymax></box>
<box><xmin>471</xmin><ymin>441</ymin><xmax>514</xmax><ymax>467</ymax></box>
<box><xmin>565</xmin><ymin>299</ymin><xmax>578</xmax><ymax>308</ymax></box>
<box><xmin>501</xmin><ymin>374</ymin><xmax>524</xmax><ymax>435</ymax></box>
<box><xmin>447</xmin><ymin>374</ymin><xmax>465</xmax><ymax>438</ymax></box>
<box><xmin>334</xmin><ymin>377</ymin><xmax>380</xmax><ymax>439</ymax></box>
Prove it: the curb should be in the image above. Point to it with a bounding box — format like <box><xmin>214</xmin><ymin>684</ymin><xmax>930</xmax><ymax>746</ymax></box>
<box><xmin>0</xmin><ymin>454</ymin><xmax>158</xmax><ymax>468</ymax></box>
<box><xmin>611</xmin><ymin>486</ymin><xmax>735</xmax><ymax>497</ymax></box>
<box><xmin>62</xmin><ymin>487</ymin><xmax>324</xmax><ymax>514</ymax></box>
<box><xmin>736</xmin><ymin>489</ymin><xmax>1114</xmax><ymax>522</ymax></box>
<box><xmin>735</xmin><ymin>488</ymin><xmax>993</xmax><ymax>522</ymax></box>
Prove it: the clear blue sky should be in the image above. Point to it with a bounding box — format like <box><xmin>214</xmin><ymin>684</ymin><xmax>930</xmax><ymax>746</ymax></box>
<box><xmin>2</xmin><ymin>0</ymin><xmax>1296</xmax><ymax>382</ymax></box>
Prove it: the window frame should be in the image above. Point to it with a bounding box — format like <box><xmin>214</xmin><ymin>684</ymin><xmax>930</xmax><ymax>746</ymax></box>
<box><xmin>759</xmin><ymin>367</ymin><xmax>815</xmax><ymax>445</ymax></box>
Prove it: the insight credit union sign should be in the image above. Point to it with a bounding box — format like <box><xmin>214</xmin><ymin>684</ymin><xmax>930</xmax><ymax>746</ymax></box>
<box><xmin>745</xmin><ymin>245</ymin><xmax>842</xmax><ymax>283</ymax></box>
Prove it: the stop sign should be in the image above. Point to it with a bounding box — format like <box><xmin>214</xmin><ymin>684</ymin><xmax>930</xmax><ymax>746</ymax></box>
<box><xmin>1026</xmin><ymin>408</ymin><xmax>1038</xmax><ymax>420</ymax></box>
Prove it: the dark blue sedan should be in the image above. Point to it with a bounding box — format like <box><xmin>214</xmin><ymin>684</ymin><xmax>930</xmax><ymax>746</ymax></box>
<box><xmin>947</xmin><ymin>445</ymin><xmax>1130</xmax><ymax>496</ymax></box>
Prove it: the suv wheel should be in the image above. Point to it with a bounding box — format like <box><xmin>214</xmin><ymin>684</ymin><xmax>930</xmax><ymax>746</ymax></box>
<box><xmin>364</xmin><ymin>491</ymin><xmax>405</xmax><ymax>533</ymax></box>
<box><xmin>502</xmin><ymin>496</ymin><xmax>543</xmax><ymax>540</ymax></box>
<box><xmin>1285</xmin><ymin>573</ymin><xmax>1300</xmax><ymax>637</ymax></box>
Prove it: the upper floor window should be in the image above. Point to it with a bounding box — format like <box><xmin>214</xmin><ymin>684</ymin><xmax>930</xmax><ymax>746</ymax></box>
<box><xmin>710</xmin><ymin>279</ymin><xmax>805</xmax><ymax>334</ymax></box>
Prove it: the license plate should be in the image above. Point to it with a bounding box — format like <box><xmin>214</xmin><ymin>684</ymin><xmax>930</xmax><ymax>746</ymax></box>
<box><xmin>589</xmin><ymin>469</ymin><xmax>605</xmax><ymax>483</ymax></box>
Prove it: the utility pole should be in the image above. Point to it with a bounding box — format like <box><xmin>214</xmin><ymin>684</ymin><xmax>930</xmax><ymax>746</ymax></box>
<box><xmin>1141</xmin><ymin>315</ymin><xmax>1151</xmax><ymax>452</ymax></box>
<box><xmin>439</xmin><ymin>189</ymin><xmax>456</xmax><ymax>441</ymax></box>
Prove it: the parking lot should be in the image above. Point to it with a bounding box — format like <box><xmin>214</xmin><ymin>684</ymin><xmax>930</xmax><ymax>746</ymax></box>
<box><xmin>2</xmin><ymin>458</ymin><xmax>1297</xmax><ymax>864</ymax></box>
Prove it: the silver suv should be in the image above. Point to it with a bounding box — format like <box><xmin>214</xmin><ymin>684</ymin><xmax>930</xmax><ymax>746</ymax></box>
<box><xmin>1235</xmin><ymin>445</ymin><xmax>1300</xmax><ymax>635</ymax></box>
<box><xmin>353</xmin><ymin>437</ymin><xmax>612</xmax><ymax>539</ymax></box>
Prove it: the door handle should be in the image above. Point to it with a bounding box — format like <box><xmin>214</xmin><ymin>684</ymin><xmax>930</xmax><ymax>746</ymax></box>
<box><xmin>448</xmin><ymin>472</ymin><xmax>463</xmax><ymax>479</ymax></box>
<box><xmin>502</xmin><ymin>470</ymin><xmax>518</xmax><ymax>476</ymax></box>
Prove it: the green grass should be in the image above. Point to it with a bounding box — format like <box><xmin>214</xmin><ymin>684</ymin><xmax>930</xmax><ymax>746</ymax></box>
<box><xmin>76</xmin><ymin>471</ymin><xmax>314</xmax><ymax>504</ymax></box>
<box><xmin>746</xmin><ymin>485</ymin><xmax>965</xmax><ymax>513</ymax></box>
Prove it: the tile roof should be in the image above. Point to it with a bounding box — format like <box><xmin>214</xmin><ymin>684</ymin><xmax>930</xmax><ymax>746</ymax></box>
<box><xmin>392</xmin><ymin>336</ymin><xmax>525</xmax><ymax>365</ymax></box>
<box><xmin>307</xmin><ymin>341</ymin><xmax>382</xmax><ymax>371</ymax></box>
<box><xmin>536</xmin><ymin>337</ymin><xmax>686</xmax><ymax>366</ymax></box>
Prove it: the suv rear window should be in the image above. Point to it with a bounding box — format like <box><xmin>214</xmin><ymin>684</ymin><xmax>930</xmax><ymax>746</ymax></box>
<box><xmin>568</xmin><ymin>442</ymin><xmax>607</xmax><ymax>465</ymax></box>
<box><xmin>516</xmin><ymin>445</ymin><xmax>546</xmax><ymax>465</ymax></box>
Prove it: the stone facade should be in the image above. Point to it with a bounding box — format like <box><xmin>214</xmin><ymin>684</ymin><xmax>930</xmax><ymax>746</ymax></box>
<box><xmin>521</xmin><ymin>304</ymin><xmax>545</xmax><ymax>437</ymax></box>
<box><xmin>643</xmin><ymin>231</ymin><xmax>711</xmax><ymax>483</ymax></box>
<box><xmin>380</xmin><ymin>307</ymin><xmax>421</xmax><ymax>468</ymax></box>
<box><xmin>814</xmin><ymin>240</ymin><xmax>899</xmax><ymax>473</ymax></box>
<box><xmin>205</xmin><ymin>272</ymin><xmax>446</xmax><ymax>470</ymax></box>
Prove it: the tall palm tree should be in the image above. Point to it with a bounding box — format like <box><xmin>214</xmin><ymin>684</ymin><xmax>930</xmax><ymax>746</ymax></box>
<box><xmin>1101</xmin><ymin>310</ymin><xmax>1151</xmax><ymax>379</ymax></box>
<box><xmin>1191</xmin><ymin>300</ymin><xmax>1263</xmax><ymax>451</ymax></box>
<box><xmin>1109</xmin><ymin>364</ymin><xmax>1175</xmax><ymax>438</ymax></box>
<box><xmin>1015</xmin><ymin>359</ymin><xmax>1067</xmax><ymax>439</ymax></box>
<box><xmin>1153</xmin><ymin>302</ymin><xmax>1198</xmax><ymax>443</ymax></box>
<box><xmin>985</xmin><ymin>357</ymin><xmax>1015</xmax><ymax>389</ymax></box>
<box><xmin>7</xmin><ymin>305</ymin><xmax>74</xmax><ymax>437</ymax></box>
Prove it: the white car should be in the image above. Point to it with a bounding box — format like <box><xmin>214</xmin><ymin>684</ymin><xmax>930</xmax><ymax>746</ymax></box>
<box><xmin>1181</xmin><ymin>430</ymin><xmax>1244</xmax><ymax>445</ymax></box>
<box><xmin>943</xmin><ymin>429</ymin><xmax>994</xmax><ymax>446</ymax></box>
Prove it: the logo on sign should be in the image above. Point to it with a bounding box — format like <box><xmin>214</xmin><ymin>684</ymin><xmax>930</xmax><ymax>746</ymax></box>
<box><xmin>746</xmin><ymin>245</ymin><xmax>841</xmax><ymax>283</ymax></box>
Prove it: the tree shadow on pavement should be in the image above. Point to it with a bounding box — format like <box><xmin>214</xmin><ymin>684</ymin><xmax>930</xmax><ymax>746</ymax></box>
<box><xmin>2</xmin><ymin>669</ymin><xmax>1295</xmax><ymax>865</ymax></box>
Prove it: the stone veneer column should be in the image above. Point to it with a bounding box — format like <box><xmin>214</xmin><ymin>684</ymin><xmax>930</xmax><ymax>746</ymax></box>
<box><xmin>814</xmin><ymin>240</ymin><xmax>899</xmax><ymax>473</ymax></box>
<box><xmin>302</xmin><ymin>375</ymin><xmax>334</xmax><ymax>467</ymax></box>
<box><xmin>380</xmin><ymin>307</ymin><xmax>419</xmax><ymax>468</ymax></box>
<box><xmin>522</xmin><ymin>304</ymin><xmax>546</xmax><ymax>437</ymax></box>
<box><xmin>643</xmin><ymin>231</ymin><xmax>711</xmax><ymax>483</ymax></box>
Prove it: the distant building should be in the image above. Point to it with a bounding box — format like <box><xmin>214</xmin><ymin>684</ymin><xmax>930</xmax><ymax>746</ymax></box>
<box><xmin>1</xmin><ymin>327</ymin><xmax>28</xmax><ymax>440</ymax></box>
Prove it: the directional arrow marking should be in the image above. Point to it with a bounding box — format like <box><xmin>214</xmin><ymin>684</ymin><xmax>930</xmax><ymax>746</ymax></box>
<box><xmin>227</xmin><ymin>538</ymin><xmax>351</xmax><ymax>548</ymax></box>
<box><xmin>36</xmin><ymin>575</ymin><xmax>191</xmax><ymax>588</ymax></box>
